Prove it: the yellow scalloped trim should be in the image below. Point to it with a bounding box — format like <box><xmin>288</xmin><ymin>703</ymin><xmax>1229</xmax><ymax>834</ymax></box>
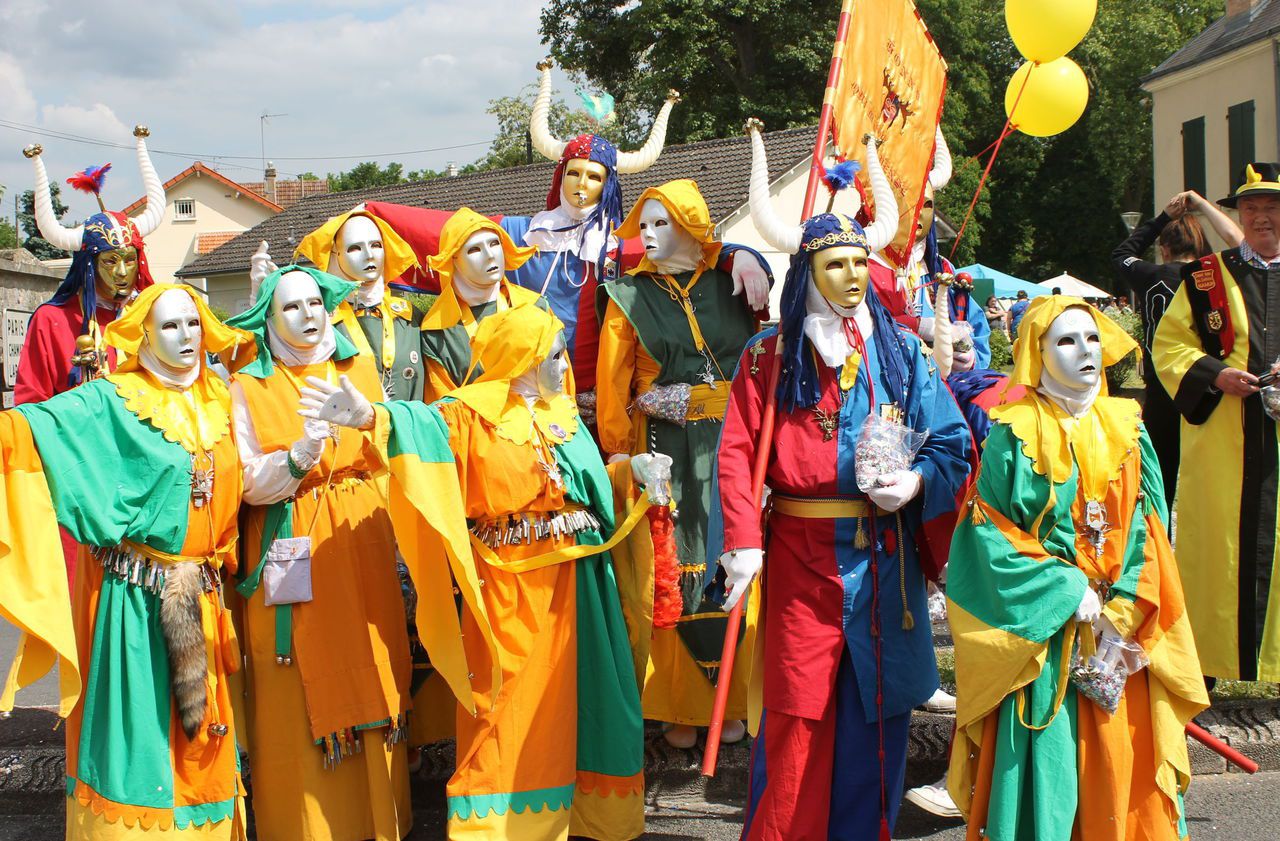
<box><xmin>575</xmin><ymin>770</ymin><xmax>645</xmax><ymax>798</ymax></box>
<box><xmin>107</xmin><ymin>370</ymin><xmax>232</xmax><ymax>455</ymax></box>
<box><xmin>989</xmin><ymin>393</ymin><xmax>1142</xmax><ymax>486</ymax></box>
<box><xmin>71</xmin><ymin>780</ymin><xmax>175</xmax><ymax>831</ymax></box>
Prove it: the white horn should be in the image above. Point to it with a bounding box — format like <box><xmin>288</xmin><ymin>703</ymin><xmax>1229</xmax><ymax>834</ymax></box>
<box><xmin>529</xmin><ymin>59</ymin><xmax>566</xmax><ymax>162</ymax></box>
<box><xmin>745</xmin><ymin>118</ymin><xmax>802</xmax><ymax>255</ymax></box>
<box><xmin>132</xmin><ymin>126</ymin><xmax>165</xmax><ymax>237</ymax></box>
<box><xmin>933</xmin><ymin>277</ymin><xmax>954</xmax><ymax>379</ymax></box>
<box><xmin>615</xmin><ymin>89</ymin><xmax>680</xmax><ymax>174</ymax></box>
<box><xmin>928</xmin><ymin>126</ymin><xmax>952</xmax><ymax>192</ymax></box>
<box><xmin>24</xmin><ymin>144</ymin><xmax>83</xmax><ymax>253</ymax></box>
<box><xmin>861</xmin><ymin>136</ymin><xmax>899</xmax><ymax>253</ymax></box>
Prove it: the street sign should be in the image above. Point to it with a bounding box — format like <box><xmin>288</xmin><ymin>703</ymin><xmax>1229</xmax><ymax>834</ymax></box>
<box><xmin>3</xmin><ymin>308</ymin><xmax>32</xmax><ymax>391</ymax></box>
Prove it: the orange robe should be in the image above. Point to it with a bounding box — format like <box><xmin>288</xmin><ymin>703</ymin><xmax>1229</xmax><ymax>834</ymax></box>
<box><xmin>232</xmin><ymin>355</ymin><xmax>412</xmax><ymax>841</ymax></box>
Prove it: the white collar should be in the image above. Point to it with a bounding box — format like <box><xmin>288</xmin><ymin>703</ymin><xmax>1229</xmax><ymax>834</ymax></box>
<box><xmin>266</xmin><ymin>319</ymin><xmax>336</xmax><ymax>368</ymax></box>
<box><xmin>1036</xmin><ymin>369</ymin><xmax>1100</xmax><ymax>418</ymax></box>
<box><xmin>139</xmin><ymin>343</ymin><xmax>201</xmax><ymax>390</ymax></box>
<box><xmin>354</xmin><ymin>280</ymin><xmax>384</xmax><ymax>308</ymax></box>
<box><xmin>802</xmin><ymin>280</ymin><xmax>874</xmax><ymax>369</ymax></box>
<box><xmin>525</xmin><ymin>204</ymin><xmax>616</xmax><ymax>264</ymax></box>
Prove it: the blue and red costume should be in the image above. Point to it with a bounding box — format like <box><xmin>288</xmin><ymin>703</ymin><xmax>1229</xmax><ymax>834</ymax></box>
<box><xmin>715</xmin><ymin>214</ymin><xmax>972</xmax><ymax>840</ymax></box>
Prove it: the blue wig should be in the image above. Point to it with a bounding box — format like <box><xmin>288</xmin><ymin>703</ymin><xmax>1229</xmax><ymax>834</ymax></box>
<box><xmin>777</xmin><ymin>213</ymin><xmax>913</xmax><ymax>413</ymax></box>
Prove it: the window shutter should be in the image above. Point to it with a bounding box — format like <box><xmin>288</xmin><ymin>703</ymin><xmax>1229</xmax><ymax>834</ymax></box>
<box><xmin>1227</xmin><ymin>100</ymin><xmax>1256</xmax><ymax>191</ymax></box>
<box><xmin>1182</xmin><ymin>117</ymin><xmax>1206</xmax><ymax>197</ymax></box>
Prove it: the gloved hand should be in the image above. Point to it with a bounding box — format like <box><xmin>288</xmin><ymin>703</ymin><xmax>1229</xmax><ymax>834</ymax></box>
<box><xmin>865</xmin><ymin>470</ymin><xmax>923</xmax><ymax>512</ymax></box>
<box><xmin>249</xmin><ymin>241</ymin><xmax>277</xmax><ymax>305</ymax></box>
<box><xmin>718</xmin><ymin>548</ymin><xmax>763</xmax><ymax>612</ymax></box>
<box><xmin>298</xmin><ymin>375</ymin><xmax>374</xmax><ymax>430</ymax></box>
<box><xmin>288</xmin><ymin>419</ymin><xmax>329</xmax><ymax>473</ymax></box>
<box><xmin>630</xmin><ymin>453</ymin><xmax>674</xmax><ymax>504</ymax></box>
<box><xmin>730</xmin><ymin>250</ymin><xmax>770</xmax><ymax>313</ymax></box>
<box><xmin>952</xmin><ymin>349</ymin><xmax>976</xmax><ymax>373</ymax></box>
<box><xmin>606</xmin><ymin>453</ymin><xmax>631</xmax><ymax>465</ymax></box>
<box><xmin>1075</xmin><ymin>587</ymin><xmax>1102</xmax><ymax>623</ymax></box>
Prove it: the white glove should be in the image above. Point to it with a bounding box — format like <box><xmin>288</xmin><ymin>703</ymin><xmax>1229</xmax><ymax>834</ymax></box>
<box><xmin>288</xmin><ymin>419</ymin><xmax>329</xmax><ymax>472</ymax></box>
<box><xmin>952</xmin><ymin>349</ymin><xmax>976</xmax><ymax>373</ymax></box>
<box><xmin>730</xmin><ymin>250</ymin><xmax>770</xmax><ymax>313</ymax></box>
<box><xmin>297</xmin><ymin>375</ymin><xmax>374</xmax><ymax>430</ymax></box>
<box><xmin>606</xmin><ymin>453</ymin><xmax>631</xmax><ymax>465</ymax></box>
<box><xmin>1075</xmin><ymin>587</ymin><xmax>1102</xmax><ymax>623</ymax></box>
<box><xmin>249</xmin><ymin>241</ymin><xmax>278</xmax><ymax>305</ymax></box>
<box><xmin>718</xmin><ymin>548</ymin><xmax>763</xmax><ymax>612</ymax></box>
<box><xmin>865</xmin><ymin>470</ymin><xmax>923</xmax><ymax>512</ymax></box>
<box><xmin>630</xmin><ymin>452</ymin><xmax>674</xmax><ymax>502</ymax></box>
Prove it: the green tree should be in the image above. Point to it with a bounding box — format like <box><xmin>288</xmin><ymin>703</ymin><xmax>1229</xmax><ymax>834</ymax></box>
<box><xmin>479</xmin><ymin>85</ymin><xmax>626</xmax><ymax>170</ymax></box>
<box><xmin>326</xmin><ymin>161</ymin><xmax>408</xmax><ymax>192</ymax></box>
<box><xmin>0</xmin><ymin>185</ymin><xmax>17</xmax><ymax>249</ymax></box>
<box><xmin>18</xmin><ymin>184</ymin><xmax>71</xmax><ymax>259</ymax></box>
<box><xmin>541</xmin><ymin>0</ymin><xmax>1224</xmax><ymax>284</ymax></box>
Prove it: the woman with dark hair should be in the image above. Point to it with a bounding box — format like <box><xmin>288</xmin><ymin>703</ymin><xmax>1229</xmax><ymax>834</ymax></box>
<box><xmin>983</xmin><ymin>294</ymin><xmax>1009</xmax><ymax>337</ymax></box>
<box><xmin>1111</xmin><ymin>190</ymin><xmax>1242</xmax><ymax>505</ymax></box>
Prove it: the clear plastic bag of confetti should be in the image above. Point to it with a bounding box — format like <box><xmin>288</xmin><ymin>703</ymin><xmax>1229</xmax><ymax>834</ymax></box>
<box><xmin>1070</xmin><ymin>622</ymin><xmax>1148</xmax><ymax>715</ymax></box>
<box><xmin>952</xmin><ymin>321</ymin><xmax>974</xmax><ymax>354</ymax></box>
<box><xmin>855</xmin><ymin>412</ymin><xmax>929</xmax><ymax>493</ymax></box>
<box><xmin>634</xmin><ymin>383</ymin><xmax>692</xmax><ymax>426</ymax></box>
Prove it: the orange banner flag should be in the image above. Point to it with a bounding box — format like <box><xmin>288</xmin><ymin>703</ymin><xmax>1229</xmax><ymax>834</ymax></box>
<box><xmin>830</xmin><ymin>0</ymin><xmax>947</xmax><ymax>269</ymax></box>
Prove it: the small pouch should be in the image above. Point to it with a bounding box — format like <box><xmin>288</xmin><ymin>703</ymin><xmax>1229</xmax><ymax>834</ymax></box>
<box><xmin>634</xmin><ymin>383</ymin><xmax>692</xmax><ymax>426</ymax></box>
<box><xmin>263</xmin><ymin>536</ymin><xmax>314</xmax><ymax>606</ymax></box>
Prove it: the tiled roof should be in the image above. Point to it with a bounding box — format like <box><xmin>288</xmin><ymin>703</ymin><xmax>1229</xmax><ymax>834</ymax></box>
<box><xmin>240</xmin><ymin>178</ymin><xmax>332</xmax><ymax>208</ymax></box>
<box><xmin>177</xmin><ymin>126</ymin><xmax>818</xmax><ymax>279</ymax></box>
<box><xmin>1144</xmin><ymin>0</ymin><xmax>1280</xmax><ymax>82</ymax></box>
<box><xmin>195</xmin><ymin>231</ymin><xmax>241</xmax><ymax>254</ymax></box>
<box><xmin>122</xmin><ymin>162</ymin><xmax>283</xmax><ymax>215</ymax></box>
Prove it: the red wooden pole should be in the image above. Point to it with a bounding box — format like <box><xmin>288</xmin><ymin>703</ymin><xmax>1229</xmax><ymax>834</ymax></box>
<box><xmin>702</xmin><ymin>0</ymin><xmax>855</xmax><ymax>778</ymax></box>
<box><xmin>1186</xmin><ymin>721</ymin><xmax>1259</xmax><ymax>774</ymax></box>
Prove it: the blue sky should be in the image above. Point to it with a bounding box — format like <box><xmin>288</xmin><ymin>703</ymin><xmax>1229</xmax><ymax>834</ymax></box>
<box><xmin>0</xmin><ymin>0</ymin><xmax>580</xmax><ymax>224</ymax></box>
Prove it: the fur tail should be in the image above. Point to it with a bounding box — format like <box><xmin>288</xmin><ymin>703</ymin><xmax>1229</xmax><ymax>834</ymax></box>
<box><xmin>160</xmin><ymin>563</ymin><xmax>208</xmax><ymax>740</ymax></box>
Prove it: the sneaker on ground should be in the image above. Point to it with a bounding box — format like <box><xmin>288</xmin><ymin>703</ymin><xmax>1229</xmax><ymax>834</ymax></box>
<box><xmin>921</xmin><ymin>687</ymin><xmax>956</xmax><ymax>713</ymax></box>
<box><xmin>904</xmin><ymin>781</ymin><xmax>961</xmax><ymax>819</ymax></box>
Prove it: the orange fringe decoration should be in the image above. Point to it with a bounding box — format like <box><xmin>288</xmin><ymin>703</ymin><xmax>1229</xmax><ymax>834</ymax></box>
<box><xmin>648</xmin><ymin>505</ymin><xmax>682</xmax><ymax>630</ymax></box>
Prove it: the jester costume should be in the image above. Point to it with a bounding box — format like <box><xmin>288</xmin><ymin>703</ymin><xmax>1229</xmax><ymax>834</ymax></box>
<box><xmin>949</xmin><ymin>297</ymin><xmax>1207</xmax><ymax>841</ymax></box>
<box><xmin>368</xmin><ymin>305</ymin><xmax>647</xmax><ymax>841</ymax></box>
<box><xmin>417</xmin><ymin>208</ymin><xmax>552</xmax><ymax>402</ymax></box>
<box><xmin>1153</xmin><ymin>166</ymin><xmax>1280</xmax><ymax>680</ymax></box>
<box><xmin>596</xmin><ymin>180</ymin><xmax>767</xmax><ymax>725</ymax></box>
<box><xmin>295</xmin><ymin>209</ymin><xmax>427</xmax><ymax>402</ymax></box>
<box><xmin>0</xmin><ymin>285</ymin><xmax>254</xmax><ymax>840</ymax></box>
<box><xmin>227</xmin><ymin>267</ymin><xmax>412</xmax><ymax>841</ymax></box>
<box><xmin>718</xmin><ymin>215</ymin><xmax>972</xmax><ymax>840</ymax></box>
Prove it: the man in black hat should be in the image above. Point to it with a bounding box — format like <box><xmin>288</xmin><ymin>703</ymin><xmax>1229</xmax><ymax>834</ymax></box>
<box><xmin>1154</xmin><ymin>161</ymin><xmax>1280</xmax><ymax>685</ymax></box>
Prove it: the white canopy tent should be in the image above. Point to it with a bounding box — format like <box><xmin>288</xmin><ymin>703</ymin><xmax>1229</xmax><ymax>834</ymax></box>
<box><xmin>1040</xmin><ymin>272</ymin><xmax>1109</xmax><ymax>298</ymax></box>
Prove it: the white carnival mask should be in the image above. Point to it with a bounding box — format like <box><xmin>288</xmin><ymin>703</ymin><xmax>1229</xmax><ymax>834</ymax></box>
<box><xmin>145</xmin><ymin>288</ymin><xmax>203</xmax><ymax>372</ymax></box>
<box><xmin>453</xmin><ymin>229</ymin><xmax>506</xmax><ymax>292</ymax></box>
<box><xmin>333</xmin><ymin>215</ymin><xmax>385</xmax><ymax>286</ymax></box>
<box><xmin>270</xmin><ymin>270</ymin><xmax>327</xmax><ymax>350</ymax></box>
<box><xmin>538</xmin><ymin>332</ymin><xmax>570</xmax><ymax>399</ymax></box>
<box><xmin>637</xmin><ymin>198</ymin><xmax>701</xmax><ymax>271</ymax></box>
<box><xmin>1040</xmin><ymin>306</ymin><xmax>1102</xmax><ymax>393</ymax></box>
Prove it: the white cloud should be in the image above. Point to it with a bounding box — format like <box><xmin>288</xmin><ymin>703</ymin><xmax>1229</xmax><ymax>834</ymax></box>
<box><xmin>0</xmin><ymin>1</ymin><xmax>573</xmax><ymax>221</ymax></box>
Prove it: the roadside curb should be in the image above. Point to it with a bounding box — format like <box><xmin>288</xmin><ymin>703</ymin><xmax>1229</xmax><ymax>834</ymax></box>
<box><xmin>4</xmin><ymin>699</ymin><xmax>1277</xmax><ymax>809</ymax></box>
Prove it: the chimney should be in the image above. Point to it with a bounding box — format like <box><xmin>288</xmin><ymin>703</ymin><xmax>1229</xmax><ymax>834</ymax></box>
<box><xmin>264</xmin><ymin>161</ymin><xmax>278</xmax><ymax>204</ymax></box>
<box><xmin>1226</xmin><ymin>0</ymin><xmax>1260</xmax><ymax>17</ymax></box>
<box><xmin>446</xmin><ymin>161</ymin><xmax>458</xmax><ymax>178</ymax></box>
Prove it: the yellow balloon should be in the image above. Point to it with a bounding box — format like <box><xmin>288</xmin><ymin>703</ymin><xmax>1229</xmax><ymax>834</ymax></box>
<box><xmin>1006</xmin><ymin>0</ymin><xmax>1097</xmax><ymax>63</ymax></box>
<box><xmin>1005</xmin><ymin>58</ymin><xmax>1089</xmax><ymax>137</ymax></box>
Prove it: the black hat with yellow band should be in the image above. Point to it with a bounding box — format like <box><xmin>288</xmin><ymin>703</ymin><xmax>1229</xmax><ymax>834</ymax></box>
<box><xmin>1219</xmin><ymin>162</ymin><xmax>1280</xmax><ymax>208</ymax></box>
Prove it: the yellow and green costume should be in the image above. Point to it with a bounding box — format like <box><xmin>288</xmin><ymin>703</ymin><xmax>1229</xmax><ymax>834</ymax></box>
<box><xmin>948</xmin><ymin>297</ymin><xmax>1208</xmax><ymax>841</ymax></box>
<box><xmin>597</xmin><ymin>180</ymin><xmax>759</xmax><ymax>725</ymax></box>
<box><xmin>0</xmin><ymin>284</ymin><xmax>256</xmax><ymax>840</ymax></box>
<box><xmin>372</xmin><ymin>305</ymin><xmax>649</xmax><ymax>840</ymax></box>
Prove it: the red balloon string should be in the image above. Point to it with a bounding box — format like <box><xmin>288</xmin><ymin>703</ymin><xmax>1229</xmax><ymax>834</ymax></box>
<box><xmin>948</xmin><ymin>64</ymin><xmax>1036</xmax><ymax>261</ymax></box>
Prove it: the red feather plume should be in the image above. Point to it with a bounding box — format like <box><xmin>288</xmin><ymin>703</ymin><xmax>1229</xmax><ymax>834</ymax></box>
<box><xmin>66</xmin><ymin>163</ymin><xmax>112</xmax><ymax>196</ymax></box>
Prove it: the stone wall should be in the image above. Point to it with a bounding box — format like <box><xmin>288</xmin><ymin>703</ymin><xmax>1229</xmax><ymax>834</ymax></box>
<box><xmin>0</xmin><ymin>249</ymin><xmax>62</xmax><ymax>404</ymax></box>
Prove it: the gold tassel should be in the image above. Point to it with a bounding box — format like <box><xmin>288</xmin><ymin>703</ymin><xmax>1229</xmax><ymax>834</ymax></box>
<box><xmin>969</xmin><ymin>497</ymin><xmax>988</xmax><ymax>525</ymax></box>
<box><xmin>902</xmin><ymin>608</ymin><xmax>915</xmax><ymax>631</ymax></box>
<box><xmin>855</xmin><ymin>518</ymin><xmax>870</xmax><ymax>549</ymax></box>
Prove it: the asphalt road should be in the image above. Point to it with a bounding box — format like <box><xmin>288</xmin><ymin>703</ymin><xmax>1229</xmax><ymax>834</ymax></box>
<box><xmin>0</xmin><ymin>619</ymin><xmax>58</xmax><ymax>709</ymax></box>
